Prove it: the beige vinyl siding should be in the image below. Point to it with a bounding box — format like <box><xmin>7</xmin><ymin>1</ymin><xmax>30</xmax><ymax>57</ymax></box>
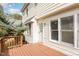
<box><xmin>22</xmin><ymin>10</ymin><xmax>28</xmax><ymax>23</ymax></box>
<box><xmin>36</xmin><ymin>3</ymin><xmax>67</xmax><ymax>18</ymax></box>
<box><xmin>22</xmin><ymin>4</ymin><xmax>35</xmax><ymax>23</ymax></box>
<box><xmin>39</xmin><ymin>8</ymin><xmax>79</xmax><ymax>55</ymax></box>
<box><xmin>28</xmin><ymin>4</ymin><xmax>36</xmax><ymax>17</ymax></box>
<box><xmin>22</xmin><ymin>3</ymin><xmax>75</xmax><ymax>43</ymax></box>
<box><xmin>22</xmin><ymin>3</ymin><xmax>74</xmax><ymax>43</ymax></box>
<box><xmin>22</xmin><ymin>3</ymin><xmax>74</xmax><ymax>22</ymax></box>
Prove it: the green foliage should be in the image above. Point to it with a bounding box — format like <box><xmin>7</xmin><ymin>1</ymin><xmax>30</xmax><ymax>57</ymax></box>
<box><xmin>14</xmin><ymin>26</ymin><xmax>26</xmax><ymax>36</ymax></box>
<box><xmin>0</xmin><ymin>15</ymin><xmax>26</xmax><ymax>37</ymax></box>
<box><xmin>0</xmin><ymin>16</ymin><xmax>9</xmax><ymax>25</ymax></box>
<box><xmin>9</xmin><ymin>13</ymin><xmax>22</xmax><ymax>20</ymax></box>
<box><xmin>0</xmin><ymin>5</ymin><xmax>26</xmax><ymax>37</ymax></box>
<box><xmin>0</xmin><ymin>29</ymin><xmax>8</xmax><ymax>37</ymax></box>
<box><xmin>0</xmin><ymin>32</ymin><xmax>5</xmax><ymax>37</ymax></box>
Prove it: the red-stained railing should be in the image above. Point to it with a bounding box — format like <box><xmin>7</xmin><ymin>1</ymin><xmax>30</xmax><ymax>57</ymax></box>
<box><xmin>0</xmin><ymin>35</ymin><xmax>23</xmax><ymax>55</ymax></box>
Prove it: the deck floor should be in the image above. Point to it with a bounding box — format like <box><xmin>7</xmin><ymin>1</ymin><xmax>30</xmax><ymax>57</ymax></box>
<box><xmin>7</xmin><ymin>43</ymin><xmax>65</xmax><ymax>56</ymax></box>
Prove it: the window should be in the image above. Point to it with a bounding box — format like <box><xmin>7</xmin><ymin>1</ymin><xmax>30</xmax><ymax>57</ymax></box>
<box><xmin>61</xmin><ymin>16</ymin><xmax>73</xmax><ymax>30</ymax></box>
<box><xmin>51</xmin><ymin>20</ymin><xmax>58</xmax><ymax>41</ymax></box>
<box><xmin>61</xmin><ymin>16</ymin><xmax>74</xmax><ymax>44</ymax></box>
<box><xmin>39</xmin><ymin>23</ymin><xmax>43</xmax><ymax>32</ymax></box>
<box><xmin>26</xmin><ymin>24</ymin><xmax>31</xmax><ymax>35</ymax></box>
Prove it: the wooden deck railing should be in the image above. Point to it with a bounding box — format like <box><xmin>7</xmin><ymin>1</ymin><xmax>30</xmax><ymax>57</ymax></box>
<box><xmin>0</xmin><ymin>35</ymin><xmax>23</xmax><ymax>55</ymax></box>
<box><xmin>0</xmin><ymin>38</ymin><xmax>2</xmax><ymax>55</ymax></box>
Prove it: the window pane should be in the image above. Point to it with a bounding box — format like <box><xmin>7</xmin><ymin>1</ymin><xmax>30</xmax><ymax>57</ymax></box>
<box><xmin>62</xmin><ymin>31</ymin><xmax>74</xmax><ymax>44</ymax></box>
<box><xmin>39</xmin><ymin>23</ymin><xmax>43</xmax><ymax>32</ymax></box>
<box><xmin>61</xmin><ymin>16</ymin><xmax>74</xmax><ymax>45</ymax></box>
<box><xmin>61</xmin><ymin>16</ymin><xmax>73</xmax><ymax>30</ymax></box>
<box><xmin>51</xmin><ymin>21</ymin><xmax>58</xmax><ymax>30</ymax></box>
<box><xmin>51</xmin><ymin>31</ymin><xmax>58</xmax><ymax>41</ymax></box>
<box><xmin>51</xmin><ymin>20</ymin><xmax>58</xmax><ymax>41</ymax></box>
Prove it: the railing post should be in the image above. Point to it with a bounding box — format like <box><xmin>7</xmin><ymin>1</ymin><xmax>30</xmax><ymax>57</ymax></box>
<box><xmin>0</xmin><ymin>38</ymin><xmax>1</xmax><ymax>55</ymax></box>
<box><xmin>20</xmin><ymin>35</ymin><xmax>23</xmax><ymax>46</ymax></box>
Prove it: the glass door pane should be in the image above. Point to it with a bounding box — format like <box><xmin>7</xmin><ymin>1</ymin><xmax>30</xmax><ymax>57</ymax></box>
<box><xmin>61</xmin><ymin>16</ymin><xmax>74</xmax><ymax>44</ymax></box>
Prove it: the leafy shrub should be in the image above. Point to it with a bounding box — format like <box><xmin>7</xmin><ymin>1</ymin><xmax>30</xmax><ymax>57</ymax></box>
<box><xmin>0</xmin><ymin>30</ymin><xmax>7</xmax><ymax>37</ymax></box>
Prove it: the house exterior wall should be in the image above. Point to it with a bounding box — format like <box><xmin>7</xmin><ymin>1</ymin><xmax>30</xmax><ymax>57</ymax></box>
<box><xmin>35</xmin><ymin>3</ymin><xmax>74</xmax><ymax>19</ymax></box>
<box><xmin>22</xmin><ymin>3</ymin><xmax>79</xmax><ymax>55</ymax></box>
<box><xmin>27</xmin><ymin>4</ymin><xmax>36</xmax><ymax>17</ymax></box>
<box><xmin>32</xmin><ymin>18</ymin><xmax>39</xmax><ymax>43</ymax></box>
<box><xmin>23</xmin><ymin>23</ymin><xmax>33</xmax><ymax>43</ymax></box>
<box><xmin>22</xmin><ymin>4</ymin><xmax>35</xmax><ymax>43</ymax></box>
<box><xmin>22</xmin><ymin>3</ymin><xmax>74</xmax><ymax>21</ymax></box>
<box><xmin>37</xmin><ymin>8</ymin><xmax>79</xmax><ymax>55</ymax></box>
<box><xmin>22</xmin><ymin>3</ymin><xmax>36</xmax><ymax>21</ymax></box>
<box><xmin>22</xmin><ymin>3</ymin><xmax>74</xmax><ymax>43</ymax></box>
<box><xmin>35</xmin><ymin>3</ymin><xmax>64</xmax><ymax>18</ymax></box>
<box><xmin>22</xmin><ymin>10</ymin><xmax>27</xmax><ymax>23</ymax></box>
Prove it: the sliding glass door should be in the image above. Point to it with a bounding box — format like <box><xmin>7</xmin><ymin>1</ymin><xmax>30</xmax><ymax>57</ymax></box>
<box><xmin>61</xmin><ymin>16</ymin><xmax>74</xmax><ymax>45</ymax></box>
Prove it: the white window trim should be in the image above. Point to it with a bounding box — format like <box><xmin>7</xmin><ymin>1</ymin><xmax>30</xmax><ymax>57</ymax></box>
<box><xmin>74</xmin><ymin>14</ymin><xmax>78</xmax><ymax>48</ymax></box>
<box><xmin>49</xmin><ymin>14</ymin><xmax>79</xmax><ymax>48</ymax></box>
<box><xmin>42</xmin><ymin>22</ymin><xmax>44</xmax><ymax>43</ymax></box>
<box><xmin>49</xmin><ymin>19</ymin><xmax>59</xmax><ymax>43</ymax></box>
<box><xmin>58</xmin><ymin>18</ymin><xmax>61</xmax><ymax>43</ymax></box>
<box><xmin>60</xmin><ymin>15</ymin><xmax>74</xmax><ymax>46</ymax></box>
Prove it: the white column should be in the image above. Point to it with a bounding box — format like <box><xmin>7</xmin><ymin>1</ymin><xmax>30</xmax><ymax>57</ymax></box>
<box><xmin>32</xmin><ymin>17</ymin><xmax>39</xmax><ymax>43</ymax></box>
<box><xmin>58</xmin><ymin>18</ymin><xmax>62</xmax><ymax>43</ymax></box>
<box><xmin>74</xmin><ymin>14</ymin><xmax>78</xmax><ymax>48</ymax></box>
